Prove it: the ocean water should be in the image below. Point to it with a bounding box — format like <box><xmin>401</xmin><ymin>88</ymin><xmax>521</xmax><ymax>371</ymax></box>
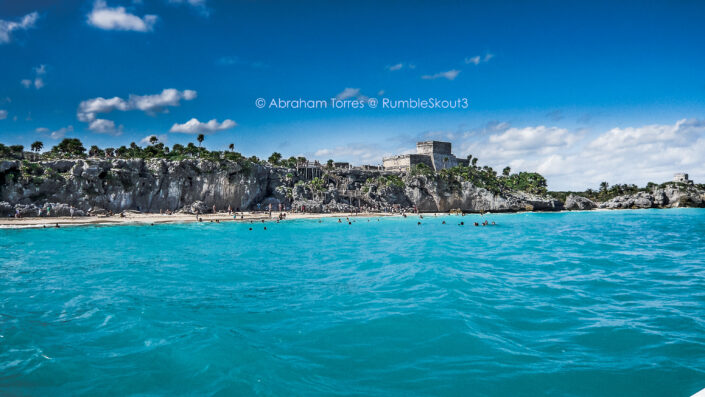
<box><xmin>1</xmin><ymin>209</ymin><xmax>705</xmax><ymax>396</ymax></box>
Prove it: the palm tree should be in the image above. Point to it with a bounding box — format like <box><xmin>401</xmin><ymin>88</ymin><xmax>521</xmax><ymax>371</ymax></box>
<box><xmin>599</xmin><ymin>181</ymin><xmax>609</xmax><ymax>193</ymax></box>
<box><xmin>502</xmin><ymin>166</ymin><xmax>511</xmax><ymax>177</ymax></box>
<box><xmin>30</xmin><ymin>141</ymin><xmax>43</xmax><ymax>154</ymax></box>
<box><xmin>443</xmin><ymin>156</ymin><xmax>449</xmax><ymax>170</ymax></box>
<box><xmin>197</xmin><ymin>134</ymin><xmax>205</xmax><ymax>147</ymax></box>
<box><xmin>228</xmin><ymin>143</ymin><xmax>234</xmax><ymax>152</ymax></box>
<box><xmin>149</xmin><ymin>135</ymin><xmax>158</xmax><ymax>145</ymax></box>
<box><xmin>268</xmin><ymin>152</ymin><xmax>282</xmax><ymax>165</ymax></box>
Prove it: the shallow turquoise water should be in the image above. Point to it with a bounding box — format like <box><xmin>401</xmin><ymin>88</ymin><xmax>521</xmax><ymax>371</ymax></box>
<box><xmin>1</xmin><ymin>209</ymin><xmax>705</xmax><ymax>396</ymax></box>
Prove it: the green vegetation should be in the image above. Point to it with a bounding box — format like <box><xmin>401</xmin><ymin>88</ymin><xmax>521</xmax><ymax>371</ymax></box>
<box><xmin>418</xmin><ymin>157</ymin><xmax>548</xmax><ymax>195</ymax></box>
<box><xmin>50</xmin><ymin>138</ymin><xmax>86</xmax><ymax>157</ymax></box>
<box><xmin>0</xmin><ymin>143</ymin><xmax>24</xmax><ymax>159</ymax></box>
<box><xmin>365</xmin><ymin>174</ymin><xmax>405</xmax><ymax>189</ymax></box>
<box><xmin>550</xmin><ymin>180</ymin><xmax>699</xmax><ymax>202</ymax></box>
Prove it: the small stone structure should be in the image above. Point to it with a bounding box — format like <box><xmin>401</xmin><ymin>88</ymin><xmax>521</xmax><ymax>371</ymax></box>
<box><xmin>383</xmin><ymin>141</ymin><xmax>468</xmax><ymax>172</ymax></box>
<box><xmin>673</xmin><ymin>173</ymin><xmax>693</xmax><ymax>184</ymax></box>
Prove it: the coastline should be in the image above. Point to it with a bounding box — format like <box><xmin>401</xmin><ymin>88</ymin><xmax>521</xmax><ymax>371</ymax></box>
<box><xmin>0</xmin><ymin>211</ymin><xmax>407</xmax><ymax>229</ymax></box>
<box><xmin>3</xmin><ymin>207</ymin><xmax>701</xmax><ymax>229</ymax></box>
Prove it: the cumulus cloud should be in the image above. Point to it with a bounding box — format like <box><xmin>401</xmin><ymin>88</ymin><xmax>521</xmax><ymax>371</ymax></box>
<box><xmin>0</xmin><ymin>110</ymin><xmax>7</xmax><ymax>120</ymax></box>
<box><xmin>169</xmin><ymin>118</ymin><xmax>236</xmax><ymax>134</ymax></box>
<box><xmin>87</xmin><ymin>0</ymin><xmax>157</xmax><ymax>32</ymax></box>
<box><xmin>89</xmin><ymin>119</ymin><xmax>122</xmax><ymax>135</ymax></box>
<box><xmin>36</xmin><ymin>125</ymin><xmax>74</xmax><ymax>140</ymax></box>
<box><xmin>0</xmin><ymin>11</ymin><xmax>39</xmax><ymax>44</ymax></box>
<box><xmin>77</xmin><ymin>89</ymin><xmax>197</xmax><ymax>133</ymax></box>
<box><xmin>459</xmin><ymin>118</ymin><xmax>705</xmax><ymax>190</ymax></box>
<box><xmin>421</xmin><ymin>69</ymin><xmax>460</xmax><ymax>80</ymax></box>
<box><xmin>313</xmin><ymin>143</ymin><xmax>388</xmax><ymax>163</ymax></box>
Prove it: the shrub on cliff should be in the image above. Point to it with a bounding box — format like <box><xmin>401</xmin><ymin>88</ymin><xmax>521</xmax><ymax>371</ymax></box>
<box><xmin>0</xmin><ymin>144</ymin><xmax>24</xmax><ymax>159</ymax></box>
<box><xmin>50</xmin><ymin>138</ymin><xmax>86</xmax><ymax>158</ymax></box>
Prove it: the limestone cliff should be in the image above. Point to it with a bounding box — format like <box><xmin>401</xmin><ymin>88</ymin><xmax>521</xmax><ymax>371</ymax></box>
<box><xmin>1</xmin><ymin>158</ymin><xmax>563</xmax><ymax>216</ymax></box>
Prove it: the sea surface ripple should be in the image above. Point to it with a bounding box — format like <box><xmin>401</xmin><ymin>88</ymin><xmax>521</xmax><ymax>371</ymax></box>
<box><xmin>1</xmin><ymin>209</ymin><xmax>705</xmax><ymax>396</ymax></box>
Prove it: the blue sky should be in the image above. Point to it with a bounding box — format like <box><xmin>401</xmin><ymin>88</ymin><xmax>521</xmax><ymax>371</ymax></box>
<box><xmin>1</xmin><ymin>0</ymin><xmax>704</xmax><ymax>189</ymax></box>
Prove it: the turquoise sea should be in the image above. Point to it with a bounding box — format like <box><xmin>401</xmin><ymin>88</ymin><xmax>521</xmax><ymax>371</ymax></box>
<box><xmin>1</xmin><ymin>209</ymin><xmax>705</xmax><ymax>396</ymax></box>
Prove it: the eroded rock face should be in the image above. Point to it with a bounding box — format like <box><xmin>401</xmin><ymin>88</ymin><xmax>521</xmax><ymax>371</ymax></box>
<box><xmin>401</xmin><ymin>176</ymin><xmax>562</xmax><ymax>212</ymax></box>
<box><xmin>1</xmin><ymin>159</ymin><xmax>271</xmax><ymax>215</ymax></box>
<box><xmin>1</xmin><ymin>158</ymin><xmax>566</xmax><ymax>214</ymax></box>
<box><xmin>598</xmin><ymin>185</ymin><xmax>705</xmax><ymax>209</ymax></box>
<box><xmin>564</xmin><ymin>194</ymin><xmax>597</xmax><ymax>210</ymax></box>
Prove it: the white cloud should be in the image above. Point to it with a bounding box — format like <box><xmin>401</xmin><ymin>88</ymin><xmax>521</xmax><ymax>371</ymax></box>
<box><xmin>20</xmin><ymin>65</ymin><xmax>46</xmax><ymax>89</ymax></box>
<box><xmin>87</xmin><ymin>0</ymin><xmax>157</xmax><ymax>32</ymax></box>
<box><xmin>488</xmin><ymin>126</ymin><xmax>578</xmax><ymax>151</ymax></box>
<box><xmin>465</xmin><ymin>53</ymin><xmax>494</xmax><ymax>65</ymax></box>
<box><xmin>89</xmin><ymin>119</ymin><xmax>122</xmax><ymax>135</ymax></box>
<box><xmin>333</xmin><ymin>87</ymin><xmax>371</xmax><ymax>102</ymax></box>
<box><xmin>387</xmin><ymin>63</ymin><xmax>404</xmax><ymax>71</ymax></box>
<box><xmin>140</xmin><ymin>134</ymin><xmax>168</xmax><ymax>144</ymax></box>
<box><xmin>36</xmin><ymin>125</ymin><xmax>74</xmax><ymax>140</ymax></box>
<box><xmin>77</xmin><ymin>89</ymin><xmax>197</xmax><ymax>132</ymax></box>
<box><xmin>312</xmin><ymin>143</ymin><xmax>387</xmax><ymax>163</ymax></box>
<box><xmin>459</xmin><ymin>118</ymin><xmax>705</xmax><ymax>190</ymax></box>
<box><xmin>421</xmin><ymin>69</ymin><xmax>460</xmax><ymax>80</ymax></box>
<box><xmin>464</xmin><ymin>56</ymin><xmax>481</xmax><ymax>65</ymax></box>
<box><xmin>0</xmin><ymin>11</ymin><xmax>39</xmax><ymax>44</ymax></box>
<box><xmin>335</xmin><ymin>88</ymin><xmax>360</xmax><ymax>100</ymax></box>
<box><xmin>169</xmin><ymin>118</ymin><xmax>236</xmax><ymax>134</ymax></box>
<box><xmin>0</xmin><ymin>110</ymin><xmax>7</xmax><ymax>120</ymax></box>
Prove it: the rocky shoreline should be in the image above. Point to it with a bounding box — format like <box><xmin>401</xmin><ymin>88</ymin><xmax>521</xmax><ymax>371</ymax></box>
<box><xmin>1</xmin><ymin>158</ymin><xmax>703</xmax><ymax>217</ymax></box>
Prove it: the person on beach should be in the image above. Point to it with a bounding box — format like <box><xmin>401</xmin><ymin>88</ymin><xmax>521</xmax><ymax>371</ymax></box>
<box><xmin>47</xmin><ymin>205</ymin><xmax>51</xmax><ymax>216</ymax></box>
<box><xmin>228</xmin><ymin>205</ymin><xmax>232</xmax><ymax>215</ymax></box>
<box><xmin>213</xmin><ymin>204</ymin><xmax>217</xmax><ymax>214</ymax></box>
<box><xmin>69</xmin><ymin>206</ymin><xmax>74</xmax><ymax>218</ymax></box>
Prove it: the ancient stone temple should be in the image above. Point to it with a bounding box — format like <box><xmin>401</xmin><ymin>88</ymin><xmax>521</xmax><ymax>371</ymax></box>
<box><xmin>382</xmin><ymin>141</ymin><xmax>468</xmax><ymax>172</ymax></box>
<box><xmin>673</xmin><ymin>173</ymin><xmax>693</xmax><ymax>184</ymax></box>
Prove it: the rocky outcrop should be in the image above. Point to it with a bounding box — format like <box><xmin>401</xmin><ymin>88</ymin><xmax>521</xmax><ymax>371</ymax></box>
<box><xmin>1</xmin><ymin>158</ymin><xmax>564</xmax><ymax>215</ymax></box>
<box><xmin>564</xmin><ymin>194</ymin><xmax>597</xmax><ymax>210</ymax></box>
<box><xmin>1</xmin><ymin>158</ymin><xmax>272</xmax><ymax>215</ymax></box>
<box><xmin>598</xmin><ymin>184</ymin><xmax>705</xmax><ymax>209</ymax></box>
